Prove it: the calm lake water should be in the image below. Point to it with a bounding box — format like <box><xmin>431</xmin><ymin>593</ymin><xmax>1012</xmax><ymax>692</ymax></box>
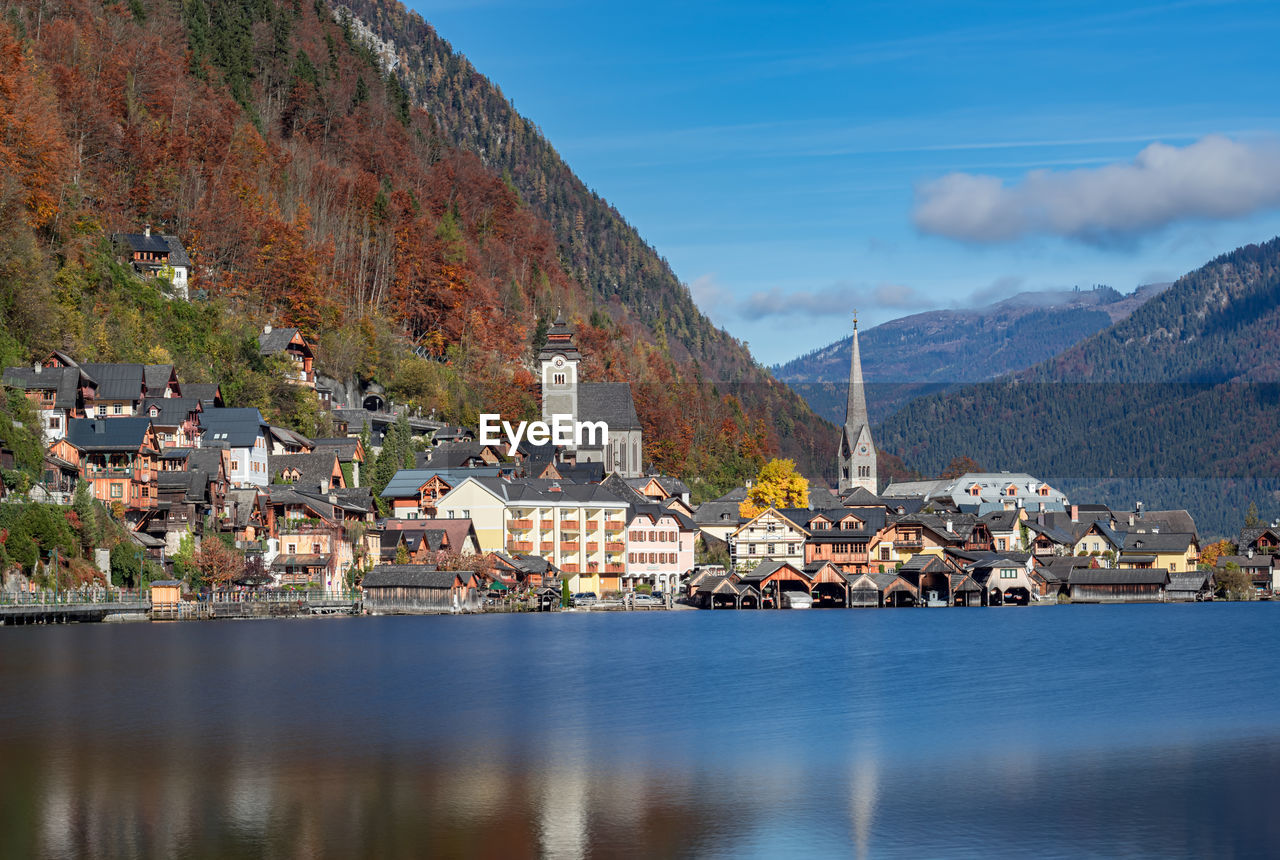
<box><xmin>2</xmin><ymin>605</ymin><xmax>1279</xmax><ymax>858</ymax></box>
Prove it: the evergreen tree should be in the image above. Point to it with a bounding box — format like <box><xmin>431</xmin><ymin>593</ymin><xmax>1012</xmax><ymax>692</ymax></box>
<box><xmin>72</xmin><ymin>481</ymin><xmax>100</xmax><ymax>550</ymax></box>
<box><xmin>1245</xmin><ymin>501</ymin><xmax>1261</xmax><ymax>528</ymax></box>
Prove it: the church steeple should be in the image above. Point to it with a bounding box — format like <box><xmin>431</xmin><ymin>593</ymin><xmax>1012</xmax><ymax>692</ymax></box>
<box><xmin>838</xmin><ymin>311</ymin><xmax>876</xmax><ymax>494</ymax></box>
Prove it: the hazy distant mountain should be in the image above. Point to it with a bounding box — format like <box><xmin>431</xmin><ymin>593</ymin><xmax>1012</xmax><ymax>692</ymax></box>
<box><xmin>877</xmin><ymin>239</ymin><xmax>1280</xmax><ymax>537</ymax></box>
<box><xmin>773</xmin><ymin>284</ymin><xmax>1170</xmax><ymax>425</ymax></box>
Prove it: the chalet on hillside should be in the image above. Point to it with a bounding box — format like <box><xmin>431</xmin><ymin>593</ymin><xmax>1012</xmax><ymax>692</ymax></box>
<box><xmin>54</xmin><ymin>418</ymin><xmax>160</xmax><ymax>516</ymax></box>
<box><xmin>113</xmin><ymin>227</ymin><xmax>191</xmax><ymax>299</ymax></box>
<box><xmin>257</xmin><ymin>326</ymin><xmax>315</xmax><ymax>387</ymax></box>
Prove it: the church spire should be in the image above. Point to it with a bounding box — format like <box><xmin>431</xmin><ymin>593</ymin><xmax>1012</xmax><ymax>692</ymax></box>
<box><xmin>838</xmin><ymin>310</ymin><xmax>876</xmax><ymax>494</ymax></box>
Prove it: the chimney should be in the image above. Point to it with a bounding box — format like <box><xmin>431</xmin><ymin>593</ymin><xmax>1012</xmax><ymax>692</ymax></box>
<box><xmin>33</xmin><ymin>363</ymin><xmax>40</xmax><ymax>374</ymax></box>
<box><xmin>945</xmin><ymin>518</ymin><xmax>953</xmax><ymax>533</ymax></box>
<box><xmin>94</xmin><ymin>421</ymin><xmax>105</xmax><ymax>434</ymax></box>
<box><xmin>143</xmin><ymin>224</ymin><xmax>151</xmax><ymax>238</ymax></box>
<box><xmin>1037</xmin><ymin>512</ymin><xmax>1045</xmax><ymax>526</ymax></box>
<box><xmin>1248</xmin><ymin>548</ymin><xmax>1255</xmax><ymax>559</ymax></box>
<box><xmin>263</xmin><ymin>324</ymin><xmax>272</xmax><ymax>334</ymax></box>
<box><xmin>1129</xmin><ymin>513</ymin><xmax>1135</xmax><ymax>527</ymax></box>
<box><xmin>1070</xmin><ymin>505</ymin><xmax>1079</xmax><ymax>523</ymax></box>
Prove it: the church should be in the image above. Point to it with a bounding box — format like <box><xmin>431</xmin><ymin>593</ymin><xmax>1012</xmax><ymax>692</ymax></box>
<box><xmin>539</xmin><ymin>314</ymin><xmax>644</xmax><ymax>478</ymax></box>
<box><xmin>838</xmin><ymin>313</ymin><xmax>876</xmax><ymax>494</ymax></box>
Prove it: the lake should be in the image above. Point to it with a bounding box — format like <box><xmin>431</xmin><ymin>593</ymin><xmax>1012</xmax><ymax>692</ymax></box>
<box><xmin>2</xmin><ymin>604</ymin><xmax>1279</xmax><ymax>857</ymax></box>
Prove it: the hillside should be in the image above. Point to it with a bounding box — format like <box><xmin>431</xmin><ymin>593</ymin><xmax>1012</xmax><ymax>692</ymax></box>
<box><xmin>876</xmin><ymin>240</ymin><xmax>1280</xmax><ymax>537</ymax></box>
<box><xmin>0</xmin><ymin>0</ymin><xmax>834</xmax><ymax>499</ymax></box>
<box><xmin>774</xmin><ymin>284</ymin><xmax>1168</xmax><ymax>425</ymax></box>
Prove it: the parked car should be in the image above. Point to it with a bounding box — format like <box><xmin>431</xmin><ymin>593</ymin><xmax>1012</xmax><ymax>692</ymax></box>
<box><xmin>631</xmin><ymin>592</ymin><xmax>662</xmax><ymax>607</ymax></box>
<box><xmin>572</xmin><ymin>592</ymin><xmax>598</xmax><ymax>607</ymax></box>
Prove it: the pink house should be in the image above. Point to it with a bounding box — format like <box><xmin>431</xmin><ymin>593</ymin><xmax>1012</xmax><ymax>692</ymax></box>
<box><xmin>624</xmin><ymin>508</ymin><xmax>696</xmax><ymax>594</ymax></box>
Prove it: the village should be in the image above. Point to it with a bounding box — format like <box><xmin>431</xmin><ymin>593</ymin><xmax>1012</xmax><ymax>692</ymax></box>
<box><xmin>0</xmin><ymin>236</ymin><xmax>1275</xmax><ymax>622</ymax></box>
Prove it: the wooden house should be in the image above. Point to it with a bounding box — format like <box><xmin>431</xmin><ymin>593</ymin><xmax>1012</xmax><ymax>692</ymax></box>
<box><xmin>1167</xmin><ymin>571</ymin><xmax>1214</xmax><ymax>602</ymax></box>
<box><xmin>55</xmin><ymin>418</ymin><xmax>160</xmax><ymax>516</ymax></box>
<box><xmin>257</xmin><ymin>326</ymin><xmax>315</xmax><ymax>387</ymax></box>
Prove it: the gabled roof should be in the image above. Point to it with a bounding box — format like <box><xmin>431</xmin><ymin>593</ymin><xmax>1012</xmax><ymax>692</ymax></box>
<box><xmin>2</xmin><ymin>365</ymin><xmax>94</xmax><ymax>410</ymax></box>
<box><xmin>601</xmin><ymin>472</ymin><xmax>652</xmax><ymax>506</ymax></box>
<box><xmin>163</xmin><ymin>235</ymin><xmax>191</xmax><ymax>267</ymax></box>
<box><xmin>269</xmin><ymin>452</ymin><xmax>342</xmax><ymax>492</ymax></box>
<box><xmin>1168</xmin><ymin>571</ymin><xmax>1213</xmax><ymax>590</ymax></box>
<box><xmin>841</xmin><ymin>486</ymin><xmax>883</xmax><ymax>506</ymax></box>
<box><xmin>199</xmin><ymin>408</ymin><xmax>267</xmax><ymax>447</ymax></box>
<box><xmin>1069</xmin><ymin>568</ymin><xmax>1170</xmax><ymax>586</ymax></box>
<box><xmin>141</xmin><ymin>397</ymin><xmax>203</xmax><ymax>427</ymax></box>
<box><xmin>381</xmin><ymin>467</ymin><xmax>502</xmax><ymax>498</ymax></box>
<box><xmin>81</xmin><ymin>363</ymin><xmax>147</xmax><ymax>402</ymax></box>
<box><xmin>65</xmin><ymin>417</ymin><xmax>155</xmax><ymax>452</ymax></box>
<box><xmin>183</xmin><ymin>383</ymin><xmax>223</xmax><ymax>407</ymax></box>
<box><xmin>257</xmin><ymin>327</ymin><xmax>308</xmax><ymax>356</ymax></box>
<box><xmin>143</xmin><ymin>364</ymin><xmax>178</xmax><ymax>397</ymax></box>
<box><xmin>268</xmin><ymin>425</ymin><xmax>315</xmax><ymax>451</ymax></box>
<box><xmin>1121</xmin><ymin>532</ymin><xmax>1196</xmax><ymax>552</ymax></box>
<box><xmin>312</xmin><ymin>437</ymin><xmax>363</xmax><ymax>462</ymax></box>
<box><xmin>115</xmin><ymin>231</ymin><xmax>170</xmax><ymax>254</ymax></box>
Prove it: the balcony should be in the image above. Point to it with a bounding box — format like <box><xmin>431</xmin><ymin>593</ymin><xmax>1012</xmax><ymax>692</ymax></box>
<box><xmin>561</xmin><ymin>542</ymin><xmax>580</xmax><ymax>553</ymax></box>
<box><xmin>86</xmin><ymin>466</ymin><xmax>133</xmax><ymax>479</ymax></box>
<box><xmin>605</xmin><ymin>564</ymin><xmax>625</xmax><ymax>574</ymax></box>
<box><xmin>560</xmin><ymin>520</ymin><xmax>580</xmax><ymax>531</ymax></box>
<box><xmin>540</xmin><ymin>542</ymin><xmax>555</xmax><ymax>553</ymax></box>
<box><xmin>562</xmin><ymin>563</ymin><xmax>579</xmax><ymax>573</ymax></box>
<box><xmin>509</xmin><ymin>518</ymin><xmax>534</xmax><ymax>531</ymax></box>
<box><xmin>508</xmin><ymin>541</ymin><xmax>533</xmax><ymax>553</ymax></box>
<box><xmin>540</xmin><ymin>519</ymin><xmax>555</xmax><ymax>530</ymax></box>
<box><xmin>604</xmin><ymin>520</ymin><xmax>624</xmax><ymax>532</ymax></box>
<box><xmin>585</xmin><ymin>542</ymin><xmax>599</xmax><ymax>553</ymax></box>
<box><xmin>605</xmin><ymin>542</ymin><xmax>625</xmax><ymax>553</ymax></box>
<box><xmin>586</xmin><ymin>562</ymin><xmax>599</xmax><ymax>573</ymax></box>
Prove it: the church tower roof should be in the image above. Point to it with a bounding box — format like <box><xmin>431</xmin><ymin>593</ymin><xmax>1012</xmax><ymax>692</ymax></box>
<box><xmin>838</xmin><ymin>311</ymin><xmax>876</xmax><ymax>494</ymax></box>
<box><xmin>538</xmin><ymin>312</ymin><xmax>582</xmax><ymax>361</ymax></box>
<box><xmin>845</xmin><ymin>313</ymin><xmax>869</xmax><ymax>438</ymax></box>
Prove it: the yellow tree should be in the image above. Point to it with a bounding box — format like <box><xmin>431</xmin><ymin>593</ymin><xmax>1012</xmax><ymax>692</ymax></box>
<box><xmin>739</xmin><ymin>458</ymin><xmax>809</xmax><ymax>519</ymax></box>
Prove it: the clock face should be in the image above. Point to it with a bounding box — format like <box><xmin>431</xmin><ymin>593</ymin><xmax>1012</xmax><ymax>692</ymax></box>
<box><xmin>554</xmin><ymin>357</ymin><xmax>564</xmax><ymax>367</ymax></box>
<box><xmin>859</xmin><ymin>445</ymin><xmax>868</xmax><ymax>454</ymax></box>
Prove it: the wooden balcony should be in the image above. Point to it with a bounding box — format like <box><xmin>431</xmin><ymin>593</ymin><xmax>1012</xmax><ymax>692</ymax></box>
<box><xmin>605</xmin><ymin>564</ymin><xmax>625</xmax><ymax>574</ymax></box>
<box><xmin>508</xmin><ymin>541</ymin><xmax>533</xmax><ymax>553</ymax></box>
<box><xmin>605</xmin><ymin>542</ymin><xmax>625</xmax><ymax>553</ymax></box>
<box><xmin>561</xmin><ymin>542</ymin><xmax>579</xmax><ymax>553</ymax></box>
<box><xmin>604</xmin><ymin>520</ymin><xmax>624</xmax><ymax>531</ymax></box>
<box><xmin>540</xmin><ymin>519</ymin><xmax>555</xmax><ymax>530</ymax></box>
<box><xmin>509</xmin><ymin>519</ymin><xmax>534</xmax><ymax>530</ymax></box>
<box><xmin>585</xmin><ymin>542</ymin><xmax>599</xmax><ymax>553</ymax></box>
<box><xmin>560</xmin><ymin>520</ymin><xmax>580</xmax><ymax>531</ymax></box>
<box><xmin>562</xmin><ymin>563</ymin><xmax>579</xmax><ymax>573</ymax></box>
<box><xmin>540</xmin><ymin>542</ymin><xmax>554</xmax><ymax>553</ymax></box>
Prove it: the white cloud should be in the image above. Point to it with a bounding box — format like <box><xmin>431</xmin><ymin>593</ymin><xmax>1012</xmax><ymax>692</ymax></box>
<box><xmin>912</xmin><ymin>135</ymin><xmax>1280</xmax><ymax>243</ymax></box>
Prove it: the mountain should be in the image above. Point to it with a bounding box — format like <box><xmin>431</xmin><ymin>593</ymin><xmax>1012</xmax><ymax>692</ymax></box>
<box><xmin>773</xmin><ymin>284</ymin><xmax>1169</xmax><ymax>426</ymax></box>
<box><xmin>0</xmin><ymin>0</ymin><xmax>835</xmax><ymax>500</ymax></box>
<box><xmin>875</xmin><ymin>240</ymin><xmax>1280</xmax><ymax>538</ymax></box>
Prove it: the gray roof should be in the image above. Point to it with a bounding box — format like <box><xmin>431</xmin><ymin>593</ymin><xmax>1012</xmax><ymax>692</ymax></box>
<box><xmin>186</xmin><ymin>448</ymin><xmax>225</xmax><ymax>476</ymax></box>
<box><xmin>362</xmin><ymin>565</ymin><xmax>467</xmax><ymax>589</ymax></box>
<box><xmin>200</xmin><ymin>408</ymin><xmax>267</xmax><ymax>448</ymax></box>
<box><xmin>1121</xmin><ymin>532</ymin><xmax>1196</xmax><ymax>552</ymax></box>
<box><xmin>1069</xmin><ymin>568</ymin><xmax>1170</xmax><ymax>585</ymax></box>
<box><xmin>81</xmin><ymin>363</ymin><xmax>146</xmax><ymax>402</ymax></box>
<box><xmin>144</xmin><ymin>365</ymin><xmax>176</xmax><ymax>397</ymax></box>
<box><xmin>183</xmin><ymin>383</ymin><xmax>222</xmax><ymax>407</ymax></box>
<box><xmin>425</xmin><ymin>441</ymin><xmax>490</xmax><ymax>468</ymax></box>
<box><xmin>312</xmin><ymin>438</ymin><xmax>362</xmax><ymax>461</ymax></box>
<box><xmin>577</xmin><ymin>382</ymin><xmax>640</xmax><ymax>431</ymax></box>
<box><xmin>601</xmin><ymin>472</ymin><xmax>651</xmax><ymax>506</ymax></box>
<box><xmin>162</xmin><ymin>235</ymin><xmax>191</xmax><ymax>267</ymax></box>
<box><xmin>1168</xmin><ymin>571</ymin><xmax>1212</xmax><ymax>590</ymax></box>
<box><xmin>116</xmin><ymin>232</ymin><xmax>170</xmax><ymax>254</ymax></box>
<box><xmin>2</xmin><ymin>365</ymin><xmax>93</xmax><ymax>410</ymax></box>
<box><xmin>65</xmin><ymin>417</ymin><xmax>154</xmax><ymax>452</ymax></box>
<box><xmin>269</xmin><ymin>452</ymin><xmax>341</xmax><ymax>491</ymax></box>
<box><xmin>381</xmin><ymin>467</ymin><xmax>502</xmax><ymax>498</ymax></box>
<box><xmin>141</xmin><ymin>397</ymin><xmax>202</xmax><ymax>427</ymax></box>
<box><xmin>257</xmin><ymin>327</ymin><xmax>306</xmax><ymax>356</ymax></box>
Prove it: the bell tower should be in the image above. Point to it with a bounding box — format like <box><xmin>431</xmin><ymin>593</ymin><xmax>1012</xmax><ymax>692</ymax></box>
<box><xmin>838</xmin><ymin>311</ymin><xmax>877</xmax><ymax>494</ymax></box>
<box><xmin>539</xmin><ymin>312</ymin><xmax>580</xmax><ymax>433</ymax></box>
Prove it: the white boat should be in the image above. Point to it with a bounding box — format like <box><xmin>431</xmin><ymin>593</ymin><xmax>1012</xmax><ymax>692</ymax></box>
<box><xmin>782</xmin><ymin>592</ymin><xmax>813</xmax><ymax>609</ymax></box>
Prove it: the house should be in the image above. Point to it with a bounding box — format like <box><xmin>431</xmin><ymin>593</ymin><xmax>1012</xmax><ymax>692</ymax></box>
<box><xmin>797</xmin><ymin>507</ymin><xmax>885</xmax><ymax>574</ymax></box>
<box><xmin>144</xmin><ymin>364</ymin><xmax>181</xmax><ymax>399</ymax></box>
<box><xmin>257</xmin><ymin>326</ymin><xmax>315</xmax><ymax>387</ymax></box>
<box><xmin>54</xmin><ymin>418</ymin><xmax>160</xmax><ymax>516</ymax></box>
<box><xmin>380</xmin><ymin>467</ymin><xmax>502</xmax><ymax>519</ymax></box>
<box><xmin>882</xmin><ymin>471</ymin><xmax>1068</xmax><ymax>513</ymax></box>
<box><xmin>624</xmin><ymin>506</ymin><xmax>696</xmax><ymax>595</ymax></box>
<box><xmin>361</xmin><ymin>565</ymin><xmax>481</xmax><ymax>614</ymax></box>
<box><xmin>1070</xmin><ymin>518</ymin><xmax>1125</xmax><ymax>557</ymax></box>
<box><xmin>1118</xmin><ymin>532</ymin><xmax>1198</xmax><ymax>573</ymax></box>
<box><xmin>82</xmin><ymin>363</ymin><xmax>148</xmax><ymax>418</ymax></box>
<box><xmin>114</xmin><ymin>227</ymin><xmax>192</xmax><ymax>299</ymax></box>
<box><xmin>961</xmin><ymin>553</ymin><xmax>1048</xmax><ymax>605</ymax></box>
<box><xmin>866</xmin><ymin>514</ymin><xmax>963</xmax><ymax>569</ymax></box>
<box><xmin>312</xmin><ymin>437</ymin><xmax>366</xmax><ymax>487</ymax></box>
<box><xmin>2</xmin><ymin>360</ymin><xmax>97</xmax><ymax>442</ymax></box>
<box><xmin>693</xmin><ymin>487</ymin><xmax>747</xmax><ymax>545</ymax></box>
<box><xmin>199</xmin><ymin>408</ymin><xmax>270</xmax><ymax>487</ymax></box>
<box><xmin>263</xmin><ymin>486</ymin><xmax>373</xmax><ymax>588</ymax></box>
<box><xmin>727</xmin><ymin>508</ymin><xmax>807</xmax><ymax>571</ymax></box>
<box><xmin>140</xmin><ymin>397</ymin><xmax>203</xmax><ymax>448</ymax></box>
<box><xmin>268</xmin><ymin>452</ymin><xmax>346</xmax><ymax>493</ymax></box>
<box><xmin>267</xmin><ymin>425</ymin><xmax>315</xmax><ymax>455</ymax></box>
<box><xmin>1069</xmin><ymin>568</ymin><xmax>1169</xmax><ymax>603</ymax></box>
<box><xmin>895</xmin><ymin>554</ymin><xmax>959</xmax><ymax>605</ymax></box>
<box><xmin>183</xmin><ymin>383</ymin><xmax>224</xmax><ymax>409</ymax></box>
<box><xmin>381</xmin><ymin>517</ymin><xmax>482</xmax><ymax>556</ymax></box>
<box><xmin>1215</xmin><ymin>554</ymin><xmax>1275</xmax><ymax>594</ymax></box>
<box><xmin>331</xmin><ymin>408</ymin><xmax>444</xmax><ymax>449</ymax></box>
<box><xmin>1237</xmin><ymin>526</ymin><xmax>1280</xmax><ymax>556</ymax></box>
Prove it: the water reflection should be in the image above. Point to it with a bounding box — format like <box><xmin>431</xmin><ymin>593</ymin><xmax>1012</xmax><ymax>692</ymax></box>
<box><xmin>2</xmin><ymin>608</ymin><xmax>1279</xmax><ymax>856</ymax></box>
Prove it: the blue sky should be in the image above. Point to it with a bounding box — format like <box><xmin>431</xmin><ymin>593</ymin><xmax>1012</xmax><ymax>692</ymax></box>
<box><xmin>408</xmin><ymin>0</ymin><xmax>1280</xmax><ymax>365</ymax></box>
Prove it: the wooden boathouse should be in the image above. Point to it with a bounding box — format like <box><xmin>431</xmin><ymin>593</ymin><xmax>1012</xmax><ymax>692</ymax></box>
<box><xmin>1068</xmin><ymin>568</ymin><xmax>1170</xmax><ymax>603</ymax></box>
<box><xmin>362</xmin><ymin>565</ymin><xmax>481</xmax><ymax>614</ymax></box>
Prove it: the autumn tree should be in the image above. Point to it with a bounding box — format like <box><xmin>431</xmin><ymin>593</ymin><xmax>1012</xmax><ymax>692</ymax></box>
<box><xmin>739</xmin><ymin>458</ymin><xmax>809</xmax><ymax>519</ymax></box>
<box><xmin>940</xmin><ymin>456</ymin><xmax>983</xmax><ymax>480</ymax></box>
<box><xmin>194</xmin><ymin>537</ymin><xmax>244</xmax><ymax>589</ymax></box>
<box><xmin>1198</xmin><ymin>539</ymin><xmax>1235</xmax><ymax>570</ymax></box>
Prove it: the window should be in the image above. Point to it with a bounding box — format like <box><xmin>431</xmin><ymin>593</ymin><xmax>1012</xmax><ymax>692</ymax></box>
<box><xmin>629</xmin><ymin>553</ymin><xmax>635</xmax><ymax>563</ymax></box>
<box><xmin>767</xmin><ymin>543</ymin><xmax>775</xmax><ymax>555</ymax></box>
<box><xmin>649</xmin><ymin>553</ymin><xmax>657</xmax><ymax>564</ymax></box>
<box><xmin>48</xmin><ymin>416</ymin><xmax>60</xmax><ymax>430</ymax></box>
<box><xmin>880</xmin><ymin>547</ymin><xmax>890</xmax><ymax>561</ymax></box>
<box><xmin>312</xmin><ymin>543</ymin><xmax>321</xmax><ymax>555</ymax></box>
<box><xmin>997</xmin><ymin>538</ymin><xmax>1006</xmax><ymax>551</ymax></box>
<box><xmin>112</xmin><ymin>404</ymin><xmax>123</xmax><ymax>415</ymax></box>
<box><xmin>462</xmin><ymin>510</ymin><xmax>470</xmax><ymax>519</ymax></box>
<box><xmin>1000</xmin><ymin>568</ymin><xmax>1017</xmax><ymax>579</ymax></box>
<box><xmin>287</xmin><ymin>544</ymin><xmax>296</xmax><ymax>554</ymax></box>
<box><xmin>788</xmin><ymin>543</ymin><xmax>796</xmax><ymax>554</ymax></box>
<box><xmin>553</xmin><ymin>373</ymin><xmax>565</xmax><ymax>385</ymax></box>
<box><xmin>748</xmin><ymin>544</ymin><xmax>756</xmax><ymax>555</ymax></box>
<box><xmin>110</xmin><ymin>483</ymin><xmax>123</xmax><ymax>498</ymax></box>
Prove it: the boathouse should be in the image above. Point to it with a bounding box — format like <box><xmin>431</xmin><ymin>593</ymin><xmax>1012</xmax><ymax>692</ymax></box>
<box><xmin>1068</xmin><ymin>568</ymin><xmax>1169</xmax><ymax>603</ymax></box>
<box><xmin>1167</xmin><ymin>571</ymin><xmax>1214</xmax><ymax>602</ymax></box>
<box><xmin>361</xmin><ymin>565</ymin><xmax>481</xmax><ymax>614</ymax></box>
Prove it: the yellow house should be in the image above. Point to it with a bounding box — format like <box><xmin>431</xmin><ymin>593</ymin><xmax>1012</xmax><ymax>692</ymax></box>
<box><xmin>435</xmin><ymin>478</ymin><xmax>508</xmax><ymax>553</ymax></box>
<box><xmin>867</xmin><ymin>515</ymin><xmax>962</xmax><ymax>569</ymax></box>
<box><xmin>435</xmin><ymin>478</ymin><xmax>630</xmax><ymax>596</ymax></box>
<box><xmin>1118</xmin><ymin>532</ymin><xmax>1199</xmax><ymax>573</ymax></box>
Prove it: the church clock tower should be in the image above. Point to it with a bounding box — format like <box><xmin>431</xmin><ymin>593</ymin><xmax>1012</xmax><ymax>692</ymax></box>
<box><xmin>838</xmin><ymin>312</ymin><xmax>877</xmax><ymax>494</ymax></box>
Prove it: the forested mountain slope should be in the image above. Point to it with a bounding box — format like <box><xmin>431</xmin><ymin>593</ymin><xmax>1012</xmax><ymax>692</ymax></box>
<box><xmin>876</xmin><ymin>240</ymin><xmax>1280</xmax><ymax>537</ymax></box>
<box><xmin>774</xmin><ymin>284</ymin><xmax>1167</xmax><ymax>425</ymax></box>
<box><xmin>0</xmin><ymin>0</ymin><xmax>834</xmax><ymax>499</ymax></box>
